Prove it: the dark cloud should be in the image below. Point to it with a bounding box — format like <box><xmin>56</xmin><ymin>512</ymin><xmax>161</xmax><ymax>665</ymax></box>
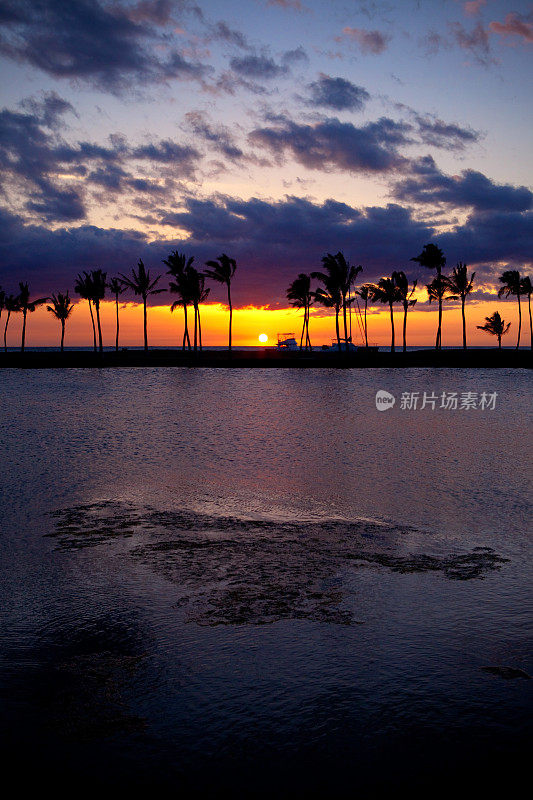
<box><xmin>209</xmin><ymin>20</ymin><xmax>253</xmax><ymax>50</ymax></box>
<box><xmin>393</xmin><ymin>156</ymin><xmax>532</xmax><ymax>213</ymax></box>
<box><xmin>0</xmin><ymin>0</ymin><xmax>210</xmax><ymax>92</ymax></box>
<box><xmin>1</xmin><ymin>195</ymin><xmax>531</xmax><ymax>305</ymax></box>
<box><xmin>184</xmin><ymin>112</ymin><xmax>244</xmax><ymax>160</ymax></box>
<box><xmin>306</xmin><ymin>74</ymin><xmax>370</xmax><ymax>111</ymax></box>
<box><xmin>336</xmin><ymin>26</ymin><xmax>391</xmax><ymax>54</ymax></box>
<box><xmin>249</xmin><ymin>116</ymin><xmax>411</xmax><ymax>173</ymax></box>
<box><xmin>229</xmin><ymin>52</ymin><xmax>286</xmax><ymax>80</ymax></box>
<box><xmin>414</xmin><ymin>116</ymin><xmax>479</xmax><ymax>150</ymax></box>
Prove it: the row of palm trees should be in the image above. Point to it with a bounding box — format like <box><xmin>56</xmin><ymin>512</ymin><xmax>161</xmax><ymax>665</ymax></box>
<box><xmin>286</xmin><ymin>245</ymin><xmax>532</xmax><ymax>352</ymax></box>
<box><xmin>0</xmin><ymin>242</ymin><xmax>531</xmax><ymax>352</ymax></box>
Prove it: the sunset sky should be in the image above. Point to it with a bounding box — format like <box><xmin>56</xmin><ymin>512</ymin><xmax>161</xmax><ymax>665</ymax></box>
<box><xmin>0</xmin><ymin>0</ymin><xmax>532</xmax><ymax>347</ymax></box>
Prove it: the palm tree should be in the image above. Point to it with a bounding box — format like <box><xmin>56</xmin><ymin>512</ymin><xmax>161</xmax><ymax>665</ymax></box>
<box><xmin>17</xmin><ymin>283</ymin><xmax>48</xmax><ymax>353</ymax></box>
<box><xmin>314</xmin><ymin>252</ymin><xmax>362</xmax><ymax>351</ymax></box>
<box><xmin>0</xmin><ymin>288</ymin><xmax>4</xmax><ymax>332</ymax></box>
<box><xmin>47</xmin><ymin>292</ymin><xmax>75</xmax><ymax>352</ymax></box>
<box><xmin>393</xmin><ymin>271</ymin><xmax>417</xmax><ymax>353</ymax></box>
<box><xmin>287</xmin><ymin>273</ymin><xmax>314</xmax><ymax>350</ymax></box>
<box><xmin>477</xmin><ymin>311</ymin><xmax>511</xmax><ymax>349</ymax></box>
<box><xmin>108</xmin><ymin>277</ymin><xmax>125</xmax><ymax>352</ymax></box>
<box><xmin>313</xmin><ymin>282</ymin><xmax>342</xmax><ymax>350</ymax></box>
<box><xmin>520</xmin><ymin>275</ymin><xmax>532</xmax><ymax>350</ymax></box>
<box><xmin>3</xmin><ymin>294</ymin><xmax>20</xmax><ymax>353</ymax></box>
<box><xmin>164</xmin><ymin>251</ymin><xmax>194</xmax><ymax>350</ymax></box>
<box><xmin>426</xmin><ymin>274</ymin><xmax>448</xmax><ymax>347</ymax></box>
<box><xmin>188</xmin><ymin>267</ymin><xmax>210</xmax><ymax>351</ymax></box>
<box><xmin>411</xmin><ymin>243</ymin><xmax>446</xmax><ymax>349</ymax></box>
<box><xmin>120</xmin><ymin>259</ymin><xmax>164</xmax><ymax>352</ymax></box>
<box><xmin>204</xmin><ymin>254</ymin><xmax>237</xmax><ymax>351</ymax></box>
<box><xmin>446</xmin><ymin>263</ymin><xmax>476</xmax><ymax>350</ymax></box>
<box><xmin>498</xmin><ymin>270</ymin><xmax>522</xmax><ymax>350</ymax></box>
<box><xmin>354</xmin><ymin>284</ymin><xmax>373</xmax><ymax>348</ymax></box>
<box><xmin>87</xmin><ymin>269</ymin><xmax>107</xmax><ymax>353</ymax></box>
<box><xmin>371</xmin><ymin>276</ymin><xmax>400</xmax><ymax>353</ymax></box>
<box><xmin>74</xmin><ymin>272</ymin><xmax>97</xmax><ymax>352</ymax></box>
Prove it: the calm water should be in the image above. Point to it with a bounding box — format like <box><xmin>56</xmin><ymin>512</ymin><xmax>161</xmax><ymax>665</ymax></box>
<box><xmin>1</xmin><ymin>367</ymin><xmax>531</xmax><ymax>794</ymax></box>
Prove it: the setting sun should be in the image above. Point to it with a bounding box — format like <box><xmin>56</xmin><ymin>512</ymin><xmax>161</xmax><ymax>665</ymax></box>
<box><xmin>258</xmin><ymin>333</ymin><xmax>268</xmax><ymax>343</ymax></box>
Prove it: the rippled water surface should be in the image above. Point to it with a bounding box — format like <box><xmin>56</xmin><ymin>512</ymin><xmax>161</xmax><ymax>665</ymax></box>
<box><xmin>1</xmin><ymin>367</ymin><xmax>531</xmax><ymax>794</ymax></box>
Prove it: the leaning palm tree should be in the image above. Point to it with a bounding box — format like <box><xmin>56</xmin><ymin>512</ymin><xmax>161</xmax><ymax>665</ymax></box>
<box><xmin>446</xmin><ymin>263</ymin><xmax>475</xmax><ymax>350</ymax></box>
<box><xmin>0</xmin><ymin>288</ymin><xmax>5</xmax><ymax>332</ymax></box>
<box><xmin>3</xmin><ymin>294</ymin><xmax>20</xmax><ymax>352</ymax></box>
<box><xmin>393</xmin><ymin>271</ymin><xmax>417</xmax><ymax>353</ymax></box>
<box><xmin>17</xmin><ymin>283</ymin><xmax>48</xmax><ymax>353</ymax></box>
<box><xmin>120</xmin><ymin>259</ymin><xmax>165</xmax><ymax>352</ymax></box>
<box><xmin>87</xmin><ymin>269</ymin><xmax>107</xmax><ymax>353</ymax></box>
<box><xmin>313</xmin><ymin>283</ymin><xmax>343</xmax><ymax>351</ymax></box>
<box><xmin>426</xmin><ymin>274</ymin><xmax>448</xmax><ymax>348</ymax></box>
<box><xmin>498</xmin><ymin>270</ymin><xmax>522</xmax><ymax>350</ymax></box>
<box><xmin>519</xmin><ymin>275</ymin><xmax>532</xmax><ymax>350</ymax></box>
<box><xmin>47</xmin><ymin>292</ymin><xmax>75</xmax><ymax>352</ymax></box>
<box><xmin>354</xmin><ymin>283</ymin><xmax>373</xmax><ymax>348</ymax></box>
<box><xmin>477</xmin><ymin>311</ymin><xmax>511</xmax><ymax>349</ymax></box>
<box><xmin>204</xmin><ymin>254</ymin><xmax>237</xmax><ymax>351</ymax></box>
<box><xmin>164</xmin><ymin>251</ymin><xmax>194</xmax><ymax>350</ymax></box>
<box><xmin>188</xmin><ymin>267</ymin><xmax>210</xmax><ymax>352</ymax></box>
<box><xmin>74</xmin><ymin>272</ymin><xmax>97</xmax><ymax>352</ymax></box>
<box><xmin>314</xmin><ymin>252</ymin><xmax>362</xmax><ymax>351</ymax></box>
<box><xmin>287</xmin><ymin>273</ymin><xmax>314</xmax><ymax>351</ymax></box>
<box><xmin>107</xmin><ymin>277</ymin><xmax>125</xmax><ymax>352</ymax></box>
<box><xmin>411</xmin><ymin>243</ymin><xmax>446</xmax><ymax>349</ymax></box>
<box><xmin>371</xmin><ymin>276</ymin><xmax>400</xmax><ymax>353</ymax></box>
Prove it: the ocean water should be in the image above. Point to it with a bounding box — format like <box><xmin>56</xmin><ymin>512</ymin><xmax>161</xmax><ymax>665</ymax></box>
<box><xmin>0</xmin><ymin>367</ymin><xmax>531</xmax><ymax>794</ymax></box>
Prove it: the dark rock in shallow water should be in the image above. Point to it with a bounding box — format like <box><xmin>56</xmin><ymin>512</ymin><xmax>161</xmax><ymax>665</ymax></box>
<box><xmin>481</xmin><ymin>666</ymin><xmax>531</xmax><ymax>680</ymax></box>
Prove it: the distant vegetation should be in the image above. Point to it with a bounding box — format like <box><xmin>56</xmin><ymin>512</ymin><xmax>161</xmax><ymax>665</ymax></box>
<box><xmin>0</xmin><ymin>244</ymin><xmax>531</xmax><ymax>353</ymax></box>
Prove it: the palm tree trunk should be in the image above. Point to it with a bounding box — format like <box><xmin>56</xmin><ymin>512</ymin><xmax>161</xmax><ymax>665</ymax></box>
<box><xmin>364</xmin><ymin>300</ymin><xmax>368</xmax><ymax>348</ymax></box>
<box><xmin>461</xmin><ymin>295</ymin><xmax>466</xmax><ymax>350</ymax></box>
<box><xmin>61</xmin><ymin>320</ymin><xmax>65</xmax><ymax>352</ymax></box>
<box><xmin>95</xmin><ymin>301</ymin><xmax>103</xmax><ymax>353</ymax></box>
<box><xmin>516</xmin><ymin>292</ymin><xmax>522</xmax><ymax>349</ymax></box>
<box><xmin>198</xmin><ymin>307</ymin><xmax>202</xmax><ymax>351</ymax></box>
<box><xmin>193</xmin><ymin>305</ymin><xmax>198</xmax><ymax>352</ymax></box>
<box><xmin>227</xmin><ymin>283</ymin><xmax>232</xmax><ymax>352</ymax></box>
<box><xmin>389</xmin><ymin>302</ymin><xmax>395</xmax><ymax>354</ymax></box>
<box><xmin>436</xmin><ymin>298</ymin><xmax>442</xmax><ymax>350</ymax></box>
<box><xmin>498</xmin><ymin>334</ymin><xmax>502</xmax><ymax>349</ymax></box>
<box><xmin>21</xmin><ymin>309</ymin><xmax>27</xmax><ymax>353</ymax></box>
<box><xmin>306</xmin><ymin>306</ymin><xmax>312</xmax><ymax>350</ymax></box>
<box><xmin>402</xmin><ymin>302</ymin><xmax>407</xmax><ymax>353</ymax></box>
<box><xmin>115</xmin><ymin>294</ymin><xmax>120</xmax><ymax>352</ymax></box>
<box><xmin>335</xmin><ymin>307</ymin><xmax>341</xmax><ymax>351</ymax></box>
<box><xmin>300</xmin><ymin>311</ymin><xmax>305</xmax><ymax>351</ymax></box>
<box><xmin>88</xmin><ymin>300</ymin><xmax>97</xmax><ymax>352</ymax></box>
<box><xmin>4</xmin><ymin>310</ymin><xmax>11</xmax><ymax>353</ymax></box>
<box><xmin>143</xmin><ymin>295</ymin><xmax>148</xmax><ymax>352</ymax></box>
<box><xmin>183</xmin><ymin>305</ymin><xmax>191</xmax><ymax>350</ymax></box>
<box><xmin>342</xmin><ymin>298</ymin><xmax>349</xmax><ymax>352</ymax></box>
<box><xmin>527</xmin><ymin>294</ymin><xmax>533</xmax><ymax>350</ymax></box>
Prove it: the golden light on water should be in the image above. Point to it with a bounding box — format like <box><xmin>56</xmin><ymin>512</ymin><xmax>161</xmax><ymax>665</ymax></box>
<box><xmin>258</xmin><ymin>333</ymin><xmax>268</xmax><ymax>343</ymax></box>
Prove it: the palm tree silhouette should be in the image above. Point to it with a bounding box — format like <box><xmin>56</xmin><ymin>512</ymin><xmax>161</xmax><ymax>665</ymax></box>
<box><xmin>520</xmin><ymin>275</ymin><xmax>532</xmax><ymax>350</ymax></box>
<box><xmin>188</xmin><ymin>267</ymin><xmax>210</xmax><ymax>351</ymax></box>
<box><xmin>477</xmin><ymin>311</ymin><xmax>511</xmax><ymax>348</ymax></box>
<box><xmin>446</xmin><ymin>262</ymin><xmax>475</xmax><ymax>350</ymax></box>
<box><xmin>3</xmin><ymin>294</ymin><xmax>20</xmax><ymax>353</ymax></box>
<box><xmin>393</xmin><ymin>271</ymin><xmax>417</xmax><ymax>353</ymax></box>
<box><xmin>47</xmin><ymin>292</ymin><xmax>75</xmax><ymax>352</ymax></box>
<box><xmin>411</xmin><ymin>243</ymin><xmax>446</xmax><ymax>350</ymax></box>
<box><xmin>74</xmin><ymin>272</ymin><xmax>97</xmax><ymax>352</ymax></box>
<box><xmin>354</xmin><ymin>284</ymin><xmax>373</xmax><ymax>348</ymax></box>
<box><xmin>371</xmin><ymin>276</ymin><xmax>400</xmax><ymax>353</ymax></box>
<box><xmin>313</xmin><ymin>282</ymin><xmax>342</xmax><ymax>350</ymax></box>
<box><xmin>0</xmin><ymin>288</ymin><xmax>4</xmax><ymax>334</ymax></box>
<box><xmin>164</xmin><ymin>251</ymin><xmax>194</xmax><ymax>350</ymax></box>
<box><xmin>17</xmin><ymin>282</ymin><xmax>48</xmax><ymax>353</ymax></box>
<box><xmin>314</xmin><ymin>252</ymin><xmax>362</xmax><ymax>351</ymax></box>
<box><xmin>107</xmin><ymin>277</ymin><xmax>125</xmax><ymax>352</ymax></box>
<box><xmin>287</xmin><ymin>273</ymin><xmax>314</xmax><ymax>351</ymax></box>
<box><xmin>120</xmin><ymin>259</ymin><xmax>164</xmax><ymax>352</ymax></box>
<box><xmin>426</xmin><ymin>274</ymin><xmax>448</xmax><ymax>347</ymax></box>
<box><xmin>498</xmin><ymin>270</ymin><xmax>522</xmax><ymax>350</ymax></box>
<box><xmin>87</xmin><ymin>269</ymin><xmax>107</xmax><ymax>353</ymax></box>
<box><xmin>204</xmin><ymin>254</ymin><xmax>237</xmax><ymax>351</ymax></box>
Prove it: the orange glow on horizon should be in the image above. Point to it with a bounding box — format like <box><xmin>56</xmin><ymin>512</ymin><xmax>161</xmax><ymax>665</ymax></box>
<box><xmin>5</xmin><ymin>298</ymin><xmax>529</xmax><ymax>349</ymax></box>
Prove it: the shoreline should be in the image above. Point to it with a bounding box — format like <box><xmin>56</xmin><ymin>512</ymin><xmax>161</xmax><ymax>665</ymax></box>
<box><xmin>0</xmin><ymin>348</ymin><xmax>531</xmax><ymax>369</ymax></box>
